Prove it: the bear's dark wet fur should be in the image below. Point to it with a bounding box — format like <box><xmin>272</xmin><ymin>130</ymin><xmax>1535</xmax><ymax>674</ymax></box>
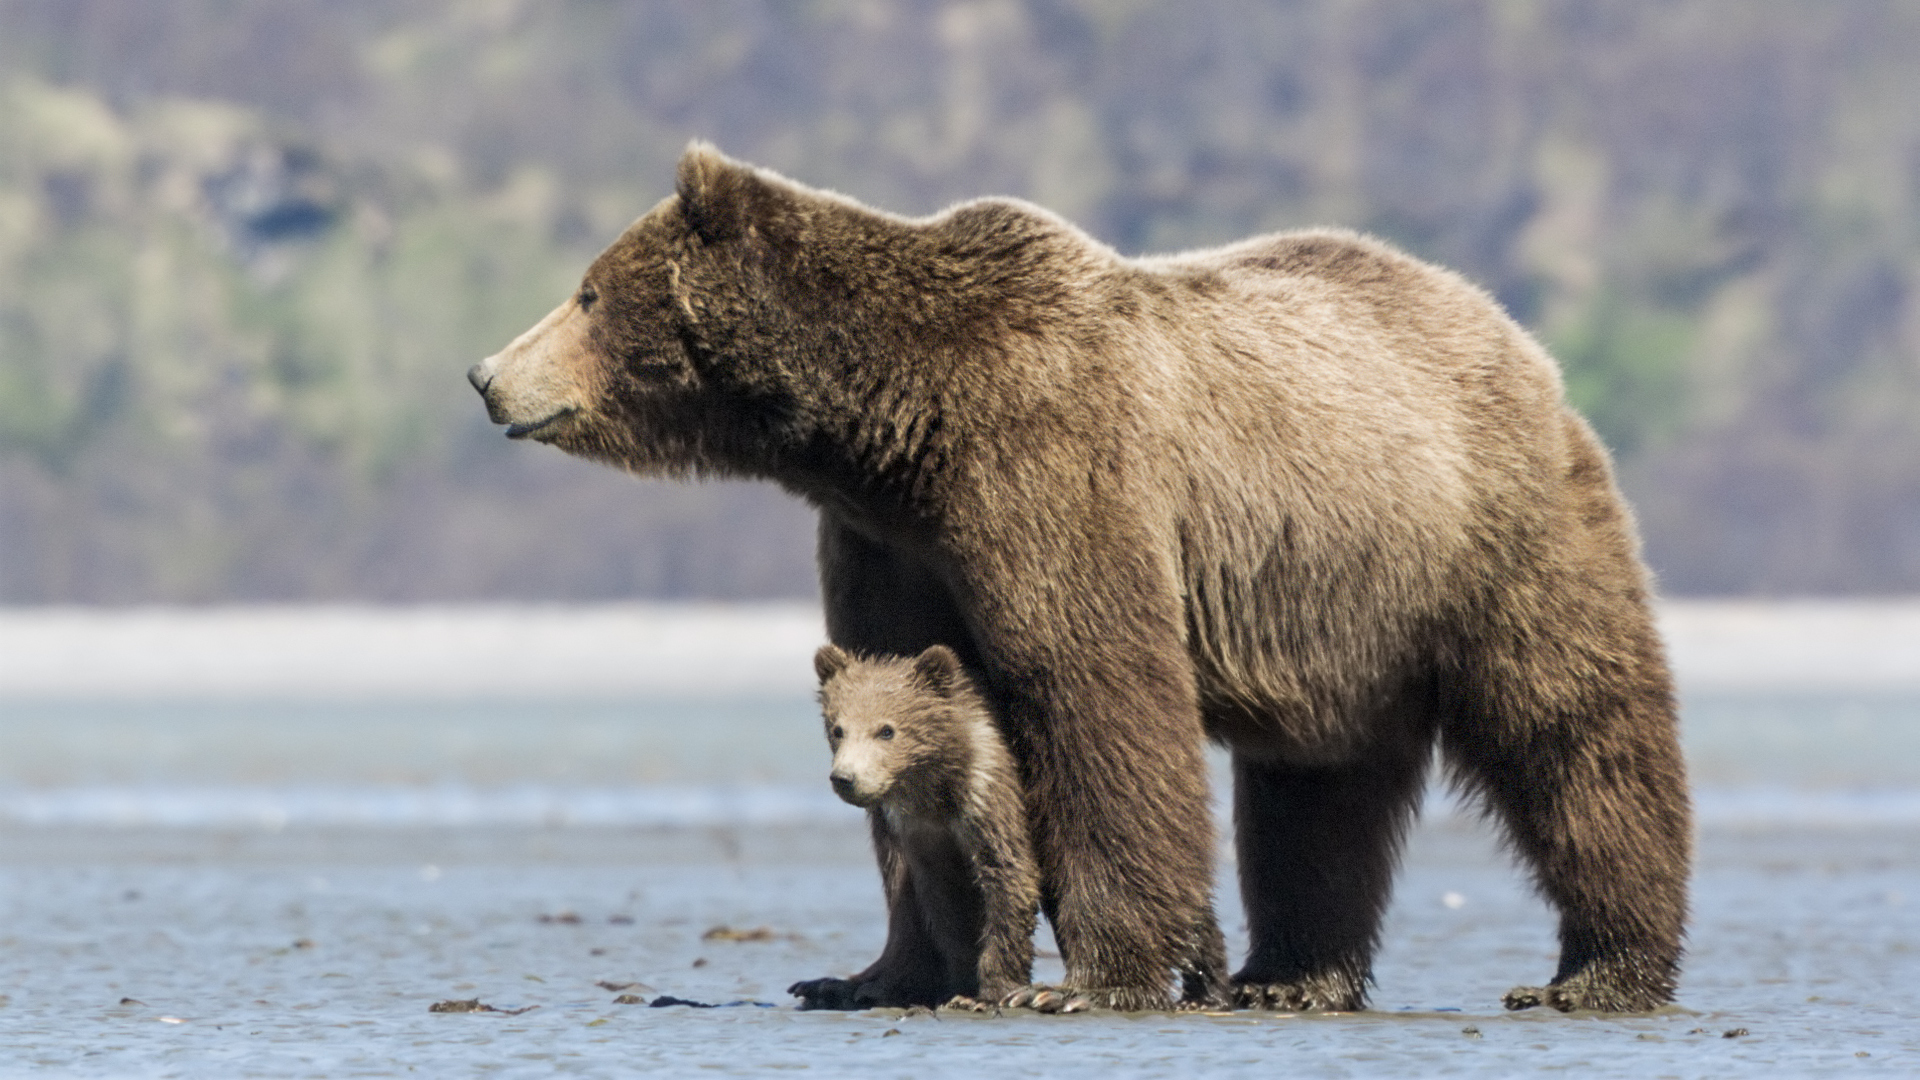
<box><xmin>471</xmin><ymin>143</ymin><xmax>1691</xmax><ymax>1012</ymax></box>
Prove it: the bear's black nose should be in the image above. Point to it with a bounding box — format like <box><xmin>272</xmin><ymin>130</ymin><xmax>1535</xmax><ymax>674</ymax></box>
<box><xmin>466</xmin><ymin>364</ymin><xmax>491</xmax><ymax>395</ymax></box>
<box><xmin>830</xmin><ymin>774</ymin><xmax>856</xmax><ymax>800</ymax></box>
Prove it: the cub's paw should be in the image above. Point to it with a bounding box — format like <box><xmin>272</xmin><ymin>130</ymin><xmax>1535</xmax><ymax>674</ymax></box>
<box><xmin>788</xmin><ymin>977</ymin><xmax>866</xmax><ymax>1011</ymax></box>
<box><xmin>1000</xmin><ymin>984</ymin><xmax>1172</xmax><ymax>1014</ymax></box>
<box><xmin>1232</xmin><ymin>973</ymin><xmax>1366</xmax><ymax>1012</ymax></box>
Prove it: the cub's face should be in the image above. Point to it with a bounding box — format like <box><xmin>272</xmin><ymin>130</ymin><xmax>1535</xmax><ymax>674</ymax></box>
<box><xmin>814</xmin><ymin>644</ymin><xmax>969</xmax><ymax>810</ymax></box>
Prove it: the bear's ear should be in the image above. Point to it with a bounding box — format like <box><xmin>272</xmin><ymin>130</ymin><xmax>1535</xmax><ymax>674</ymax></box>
<box><xmin>676</xmin><ymin>141</ymin><xmax>795</xmax><ymax>247</ymax></box>
<box><xmin>912</xmin><ymin>645</ymin><xmax>963</xmax><ymax>696</ymax></box>
<box><xmin>814</xmin><ymin>643</ymin><xmax>851</xmax><ymax>684</ymax></box>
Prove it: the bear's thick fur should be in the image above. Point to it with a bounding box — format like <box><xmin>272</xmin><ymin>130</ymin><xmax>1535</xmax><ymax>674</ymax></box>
<box><xmin>470</xmin><ymin>144</ymin><xmax>1692</xmax><ymax>1012</ymax></box>
<box><xmin>792</xmin><ymin>643</ymin><xmax>1229</xmax><ymax>1012</ymax></box>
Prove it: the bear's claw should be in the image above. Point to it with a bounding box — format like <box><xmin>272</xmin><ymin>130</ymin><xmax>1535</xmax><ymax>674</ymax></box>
<box><xmin>998</xmin><ymin>984</ymin><xmax>1172</xmax><ymax>1014</ymax></box>
<box><xmin>1501</xmin><ymin>976</ymin><xmax>1671</xmax><ymax>1013</ymax></box>
<box><xmin>1232</xmin><ymin>974</ymin><xmax>1366</xmax><ymax>1012</ymax></box>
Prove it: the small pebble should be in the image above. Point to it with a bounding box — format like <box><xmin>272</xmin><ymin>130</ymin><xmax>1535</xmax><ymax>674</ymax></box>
<box><xmin>881</xmin><ymin>1028</ymin><xmax>902</xmax><ymax>1037</ymax></box>
<box><xmin>702</xmin><ymin>924</ymin><xmax>777</xmax><ymax>942</ymax></box>
<box><xmin>1461</xmin><ymin>1026</ymin><xmax>1481</xmax><ymax>1039</ymax></box>
<box><xmin>1723</xmin><ymin>1027</ymin><xmax>1748</xmax><ymax>1039</ymax></box>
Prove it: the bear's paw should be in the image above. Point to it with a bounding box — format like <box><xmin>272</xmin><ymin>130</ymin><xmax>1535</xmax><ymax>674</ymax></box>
<box><xmin>1503</xmin><ymin>954</ymin><xmax>1679</xmax><ymax>1013</ymax></box>
<box><xmin>999</xmin><ymin>984</ymin><xmax>1173</xmax><ymax>1014</ymax></box>
<box><xmin>1232</xmin><ymin>972</ymin><xmax>1367</xmax><ymax>1013</ymax></box>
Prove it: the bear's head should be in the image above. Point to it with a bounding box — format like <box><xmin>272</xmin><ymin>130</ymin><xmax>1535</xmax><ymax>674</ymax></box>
<box><xmin>467</xmin><ymin>142</ymin><xmax>1091</xmax><ymax>491</ymax></box>
<box><xmin>813</xmin><ymin>643</ymin><xmax>981</xmax><ymax>812</ymax></box>
<box><xmin>466</xmin><ymin>142</ymin><xmax>909</xmax><ymax>481</ymax></box>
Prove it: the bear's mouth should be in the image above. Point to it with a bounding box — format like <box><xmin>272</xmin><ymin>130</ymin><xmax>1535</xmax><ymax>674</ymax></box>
<box><xmin>505</xmin><ymin>408</ymin><xmax>577</xmax><ymax>441</ymax></box>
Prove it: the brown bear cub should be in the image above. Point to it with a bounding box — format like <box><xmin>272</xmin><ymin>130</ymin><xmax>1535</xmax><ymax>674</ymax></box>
<box><xmin>790</xmin><ymin>643</ymin><xmax>1039</xmax><ymax>1010</ymax></box>
<box><xmin>791</xmin><ymin>644</ymin><xmax>1226</xmax><ymax>1012</ymax></box>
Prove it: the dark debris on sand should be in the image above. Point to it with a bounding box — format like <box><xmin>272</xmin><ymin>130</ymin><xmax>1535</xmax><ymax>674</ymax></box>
<box><xmin>700</xmin><ymin>924</ymin><xmax>788</xmax><ymax>942</ymax></box>
<box><xmin>428</xmin><ymin>998</ymin><xmax>538</xmax><ymax>1015</ymax></box>
<box><xmin>647</xmin><ymin>995</ymin><xmax>776</xmax><ymax>1009</ymax></box>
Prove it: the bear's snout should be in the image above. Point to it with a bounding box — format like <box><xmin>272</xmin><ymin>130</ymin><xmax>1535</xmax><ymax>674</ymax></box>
<box><xmin>466</xmin><ymin>363</ymin><xmax>491</xmax><ymax>395</ymax></box>
<box><xmin>830</xmin><ymin>771</ymin><xmax>860</xmax><ymax>805</ymax></box>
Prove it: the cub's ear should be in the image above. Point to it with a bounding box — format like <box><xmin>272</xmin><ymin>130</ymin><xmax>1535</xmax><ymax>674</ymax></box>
<box><xmin>814</xmin><ymin>643</ymin><xmax>851</xmax><ymax>684</ymax></box>
<box><xmin>912</xmin><ymin>645</ymin><xmax>963</xmax><ymax>696</ymax></box>
<box><xmin>675</xmin><ymin>141</ymin><xmax>795</xmax><ymax>246</ymax></box>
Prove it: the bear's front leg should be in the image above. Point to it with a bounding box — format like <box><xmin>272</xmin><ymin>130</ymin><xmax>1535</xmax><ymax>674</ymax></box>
<box><xmin>974</xmin><ymin>598</ymin><xmax>1217</xmax><ymax>1013</ymax></box>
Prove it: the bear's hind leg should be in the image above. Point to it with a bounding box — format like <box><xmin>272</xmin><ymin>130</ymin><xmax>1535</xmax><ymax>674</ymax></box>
<box><xmin>1230</xmin><ymin>737</ymin><xmax>1430</xmax><ymax>1012</ymax></box>
<box><xmin>1441</xmin><ymin>601</ymin><xmax>1691</xmax><ymax>1013</ymax></box>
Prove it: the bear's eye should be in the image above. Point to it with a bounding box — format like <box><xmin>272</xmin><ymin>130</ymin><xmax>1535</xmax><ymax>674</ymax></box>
<box><xmin>576</xmin><ymin>284</ymin><xmax>598</xmax><ymax>311</ymax></box>
<box><xmin>877</xmin><ymin>726</ymin><xmax>895</xmax><ymax>741</ymax></box>
<box><xmin>830</xmin><ymin>725</ymin><xmax>843</xmax><ymax>740</ymax></box>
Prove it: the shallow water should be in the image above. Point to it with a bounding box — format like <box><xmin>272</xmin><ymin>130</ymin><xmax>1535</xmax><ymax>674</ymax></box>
<box><xmin>0</xmin><ymin>676</ymin><xmax>1916</xmax><ymax>1074</ymax></box>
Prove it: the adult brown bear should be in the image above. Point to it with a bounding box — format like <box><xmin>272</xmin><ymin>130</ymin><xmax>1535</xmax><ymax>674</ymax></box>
<box><xmin>468</xmin><ymin>143</ymin><xmax>1691</xmax><ymax>1013</ymax></box>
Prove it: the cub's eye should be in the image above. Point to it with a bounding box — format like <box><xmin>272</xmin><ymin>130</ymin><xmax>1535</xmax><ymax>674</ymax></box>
<box><xmin>576</xmin><ymin>284</ymin><xmax>598</xmax><ymax>311</ymax></box>
<box><xmin>830</xmin><ymin>726</ymin><xmax>844</xmax><ymax>740</ymax></box>
<box><xmin>877</xmin><ymin>726</ymin><xmax>895</xmax><ymax>741</ymax></box>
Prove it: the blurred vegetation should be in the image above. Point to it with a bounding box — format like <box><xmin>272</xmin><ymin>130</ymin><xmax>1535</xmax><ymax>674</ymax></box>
<box><xmin>1</xmin><ymin>0</ymin><xmax>1918</xmax><ymax>600</ymax></box>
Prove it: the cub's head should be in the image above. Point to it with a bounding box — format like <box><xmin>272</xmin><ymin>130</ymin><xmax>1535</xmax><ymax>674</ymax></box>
<box><xmin>465</xmin><ymin>142</ymin><xmax>859</xmax><ymax>477</ymax></box>
<box><xmin>813</xmin><ymin>643</ymin><xmax>979</xmax><ymax>811</ymax></box>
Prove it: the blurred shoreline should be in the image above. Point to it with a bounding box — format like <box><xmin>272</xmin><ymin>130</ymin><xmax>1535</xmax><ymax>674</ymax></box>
<box><xmin>3</xmin><ymin>599</ymin><xmax>1919</xmax><ymax>698</ymax></box>
<box><xmin>3</xmin><ymin>601</ymin><xmax>1914</xmax><ymax>833</ymax></box>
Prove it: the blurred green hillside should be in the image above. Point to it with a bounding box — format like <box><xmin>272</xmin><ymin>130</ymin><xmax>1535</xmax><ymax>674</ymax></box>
<box><xmin>1</xmin><ymin>0</ymin><xmax>1917</xmax><ymax>600</ymax></box>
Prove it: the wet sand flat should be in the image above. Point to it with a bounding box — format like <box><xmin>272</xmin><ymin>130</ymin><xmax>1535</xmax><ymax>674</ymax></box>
<box><xmin>2</xmin><ymin>607</ymin><xmax>1915</xmax><ymax>1075</ymax></box>
<box><xmin>0</xmin><ymin>818</ymin><xmax>1912</xmax><ymax>1077</ymax></box>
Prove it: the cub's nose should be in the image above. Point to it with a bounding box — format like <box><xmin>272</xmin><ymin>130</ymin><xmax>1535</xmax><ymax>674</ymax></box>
<box><xmin>829</xmin><ymin>773</ymin><xmax>857</xmax><ymax>803</ymax></box>
<box><xmin>466</xmin><ymin>363</ymin><xmax>491</xmax><ymax>395</ymax></box>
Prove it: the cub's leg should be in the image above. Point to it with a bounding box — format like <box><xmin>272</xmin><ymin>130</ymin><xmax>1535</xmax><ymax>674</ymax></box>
<box><xmin>1230</xmin><ymin>734</ymin><xmax>1431</xmax><ymax>1012</ymax></box>
<box><xmin>790</xmin><ymin>813</ymin><xmax>950</xmax><ymax>1009</ymax></box>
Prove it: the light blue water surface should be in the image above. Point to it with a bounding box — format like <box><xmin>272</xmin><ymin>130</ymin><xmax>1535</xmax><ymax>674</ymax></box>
<box><xmin>1</xmin><ymin>691</ymin><xmax>1916</xmax><ymax>824</ymax></box>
